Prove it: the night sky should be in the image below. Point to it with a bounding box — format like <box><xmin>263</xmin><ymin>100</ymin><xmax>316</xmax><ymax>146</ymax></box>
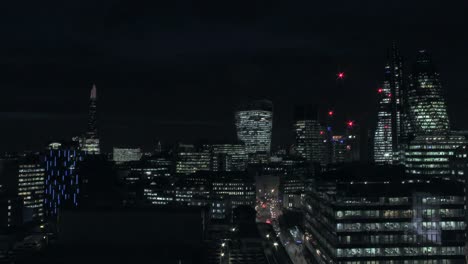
<box><xmin>1</xmin><ymin>1</ymin><xmax>467</xmax><ymax>152</ymax></box>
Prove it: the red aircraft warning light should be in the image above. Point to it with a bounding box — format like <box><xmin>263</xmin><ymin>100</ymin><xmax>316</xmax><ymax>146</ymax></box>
<box><xmin>347</xmin><ymin>121</ymin><xmax>354</xmax><ymax>127</ymax></box>
<box><xmin>378</xmin><ymin>88</ymin><xmax>383</xmax><ymax>93</ymax></box>
<box><xmin>328</xmin><ymin>110</ymin><xmax>334</xmax><ymax>116</ymax></box>
<box><xmin>337</xmin><ymin>72</ymin><xmax>345</xmax><ymax>80</ymax></box>
<box><xmin>320</xmin><ymin>131</ymin><xmax>324</xmax><ymax>135</ymax></box>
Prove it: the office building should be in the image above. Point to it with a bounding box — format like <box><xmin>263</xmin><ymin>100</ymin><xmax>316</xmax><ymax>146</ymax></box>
<box><xmin>293</xmin><ymin>105</ymin><xmax>327</xmax><ymax>165</ymax></box>
<box><xmin>374</xmin><ymin>43</ymin><xmax>407</xmax><ymax>164</ymax></box>
<box><xmin>113</xmin><ymin>147</ymin><xmax>142</xmax><ymax>164</ymax></box>
<box><xmin>143</xmin><ymin>178</ymin><xmax>175</xmax><ymax>206</ymax></box>
<box><xmin>450</xmin><ymin>145</ymin><xmax>468</xmax><ymax>182</ymax></box>
<box><xmin>401</xmin><ymin>50</ymin><xmax>464</xmax><ymax>180</ymax></box>
<box><xmin>211</xmin><ymin>172</ymin><xmax>256</xmax><ymax>221</ymax></box>
<box><xmin>235</xmin><ymin>100</ymin><xmax>273</xmax><ymax>157</ymax></box>
<box><xmin>0</xmin><ymin>155</ymin><xmax>45</xmax><ymax>224</ymax></box>
<box><xmin>279</xmin><ymin>174</ymin><xmax>305</xmax><ymax>209</ymax></box>
<box><xmin>18</xmin><ymin>155</ymin><xmax>45</xmax><ymax>223</ymax></box>
<box><xmin>174</xmin><ymin>176</ymin><xmax>210</xmax><ymax>206</ymax></box>
<box><xmin>81</xmin><ymin>84</ymin><xmax>100</xmax><ymax>155</ymax></box>
<box><xmin>345</xmin><ymin>121</ymin><xmax>360</xmax><ymax>162</ymax></box>
<box><xmin>331</xmin><ymin>135</ymin><xmax>347</xmax><ymax>163</ymax></box>
<box><xmin>130</xmin><ymin>156</ymin><xmax>172</xmax><ymax>179</ymax></box>
<box><xmin>405</xmin><ymin>135</ymin><xmax>467</xmax><ymax>179</ymax></box>
<box><xmin>44</xmin><ymin>141</ymin><xmax>83</xmax><ymax>217</ymax></box>
<box><xmin>374</xmin><ymin>64</ymin><xmax>397</xmax><ymax>163</ymax></box>
<box><xmin>176</xmin><ymin>145</ymin><xmax>211</xmax><ymax>175</ymax></box>
<box><xmin>210</xmin><ymin>144</ymin><xmax>248</xmax><ymax>172</ymax></box>
<box><xmin>407</xmin><ymin>50</ymin><xmax>450</xmax><ymax>135</ymax></box>
<box><xmin>304</xmin><ymin>165</ymin><xmax>466</xmax><ymax>264</ymax></box>
<box><xmin>142</xmin><ymin>171</ymin><xmax>255</xmax><ymax>221</ymax></box>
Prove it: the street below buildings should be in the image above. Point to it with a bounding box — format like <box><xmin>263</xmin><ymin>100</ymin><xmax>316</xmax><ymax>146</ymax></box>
<box><xmin>271</xmin><ymin>221</ymin><xmax>318</xmax><ymax>264</ymax></box>
<box><xmin>257</xmin><ymin>223</ymin><xmax>293</xmax><ymax>264</ymax></box>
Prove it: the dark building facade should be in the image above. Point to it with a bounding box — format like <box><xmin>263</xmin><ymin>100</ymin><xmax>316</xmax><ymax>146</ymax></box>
<box><xmin>0</xmin><ymin>158</ymin><xmax>24</xmax><ymax>229</ymax></box>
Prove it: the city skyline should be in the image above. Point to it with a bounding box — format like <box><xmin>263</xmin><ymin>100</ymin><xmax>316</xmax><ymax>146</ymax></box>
<box><xmin>3</xmin><ymin>45</ymin><xmax>467</xmax><ymax>153</ymax></box>
<box><xmin>1</xmin><ymin>1</ymin><xmax>467</xmax><ymax>152</ymax></box>
<box><xmin>1</xmin><ymin>2</ymin><xmax>467</xmax><ymax>263</ymax></box>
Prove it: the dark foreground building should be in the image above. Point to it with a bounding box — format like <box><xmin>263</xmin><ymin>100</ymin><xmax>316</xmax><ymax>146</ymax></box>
<box><xmin>19</xmin><ymin>207</ymin><xmax>209</xmax><ymax>264</ymax></box>
<box><xmin>304</xmin><ymin>165</ymin><xmax>465</xmax><ymax>264</ymax></box>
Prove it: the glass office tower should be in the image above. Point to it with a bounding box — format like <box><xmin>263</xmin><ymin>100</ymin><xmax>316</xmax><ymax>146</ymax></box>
<box><xmin>303</xmin><ymin>165</ymin><xmax>466</xmax><ymax>264</ymax></box>
<box><xmin>407</xmin><ymin>50</ymin><xmax>450</xmax><ymax>135</ymax></box>
<box><xmin>293</xmin><ymin>105</ymin><xmax>327</xmax><ymax>165</ymax></box>
<box><xmin>403</xmin><ymin>51</ymin><xmax>465</xmax><ymax>179</ymax></box>
<box><xmin>235</xmin><ymin>100</ymin><xmax>273</xmax><ymax>157</ymax></box>
<box><xmin>374</xmin><ymin>43</ymin><xmax>404</xmax><ymax>164</ymax></box>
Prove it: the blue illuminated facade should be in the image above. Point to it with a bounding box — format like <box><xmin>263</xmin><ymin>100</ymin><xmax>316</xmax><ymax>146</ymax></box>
<box><xmin>44</xmin><ymin>142</ymin><xmax>83</xmax><ymax>217</ymax></box>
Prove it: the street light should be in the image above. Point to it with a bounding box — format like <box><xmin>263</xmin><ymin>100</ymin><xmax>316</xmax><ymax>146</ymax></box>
<box><xmin>273</xmin><ymin>242</ymin><xmax>278</xmax><ymax>248</ymax></box>
<box><xmin>221</xmin><ymin>243</ymin><xmax>225</xmax><ymax>247</ymax></box>
<box><xmin>266</xmin><ymin>234</ymin><xmax>270</xmax><ymax>238</ymax></box>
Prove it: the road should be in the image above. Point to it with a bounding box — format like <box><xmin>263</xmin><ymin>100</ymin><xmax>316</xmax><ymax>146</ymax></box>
<box><xmin>257</xmin><ymin>223</ymin><xmax>293</xmax><ymax>264</ymax></box>
<box><xmin>272</xmin><ymin>222</ymin><xmax>318</xmax><ymax>264</ymax></box>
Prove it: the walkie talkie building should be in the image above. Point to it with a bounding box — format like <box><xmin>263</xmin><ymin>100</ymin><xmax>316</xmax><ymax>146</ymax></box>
<box><xmin>235</xmin><ymin>100</ymin><xmax>273</xmax><ymax>157</ymax></box>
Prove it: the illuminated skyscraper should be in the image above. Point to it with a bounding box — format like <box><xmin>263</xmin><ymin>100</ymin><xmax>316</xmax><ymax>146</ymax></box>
<box><xmin>407</xmin><ymin>50</ymin><xmax>450</xmax><ymax>135</ymax></box>
<box><xmin>374</xmin><ymin>43</ymin><xmax>404</xmax><ymax>164</ymax></box>
<box><xmin>82</xmin><ymin>84</ymin><xmax>100</xmax><ymax>154</ymax></box>
<box><xmin>235</xmin><ymin>100</ymin><xmax>273</xmax><ymax>157</ymax></box>
<box><xmin>293</xmin><ymin>105</ymin><xmax>327</xmax><ymax>165</ymax></box>
<box><xmin>403</xmin><ymin>51</ymin><xmax>463</xmax><ymax>179</ymax></box>
<box><xmin>44</xmin><ymin>141</ymin><xmax>83</xmax><ymax>217</ymax></box>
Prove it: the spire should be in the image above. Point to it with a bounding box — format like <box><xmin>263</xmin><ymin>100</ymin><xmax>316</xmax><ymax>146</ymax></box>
<box><xmin>90</xmin><ymin>84</ymin><xmax>97</xmax><ymax>99</ymax></box>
